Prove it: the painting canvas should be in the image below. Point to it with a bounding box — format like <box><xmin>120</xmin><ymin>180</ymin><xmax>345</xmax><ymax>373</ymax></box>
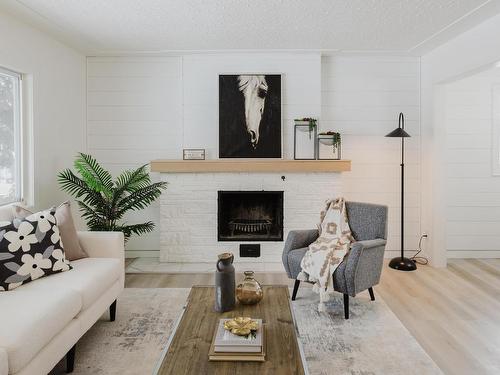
<box><xmin>219</xmin><ymin>74</ymin><xmax>281</xmax><ymax>158</ymax></box>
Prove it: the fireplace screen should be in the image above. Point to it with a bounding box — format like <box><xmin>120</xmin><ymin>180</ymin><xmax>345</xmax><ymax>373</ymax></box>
<box><xmin>218</xmin><ymin>191</ymin><xmax>284</xmax><ymax>241</ymax></box>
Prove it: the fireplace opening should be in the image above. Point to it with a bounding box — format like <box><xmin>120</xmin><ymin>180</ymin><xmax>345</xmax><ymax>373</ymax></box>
<box><xmin>218</xmin><ymin>191</ymin><xmax>284</xmax><ymax>242</ymax></box>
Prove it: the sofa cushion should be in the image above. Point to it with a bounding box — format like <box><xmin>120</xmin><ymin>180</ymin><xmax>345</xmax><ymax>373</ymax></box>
<box><xmin>13</xmin><ymin>202</ymin><xmax>88</xmax><ymax>261</ymax></box>
<box><xmin>0</xmin><ymin>209</ymin><xmax>72</xmax><ymax>291</ymax></box>
<box><xmin>0</xmin><ymin>204</ymin><xmax>15</xmax><ymax>223</ymax></box>
<box><xmin>19</xmin><ymin>257</ymin><xmax>121</xmax><ymax>310</ymax></box>
<box><xmin>0</xmin><ymin>288</ymin><xmax>82</xmax><ymax>373</ymax></box>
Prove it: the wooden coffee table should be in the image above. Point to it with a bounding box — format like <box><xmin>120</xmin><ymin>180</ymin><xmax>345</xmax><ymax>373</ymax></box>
<box><xmin>155</xmin><ymin>285</ymin><xmax>307</xmax><ymax>374</ymax></box>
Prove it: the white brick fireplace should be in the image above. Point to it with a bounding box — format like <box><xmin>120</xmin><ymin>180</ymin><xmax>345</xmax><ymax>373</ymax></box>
<box><xmin>159</xmin><ymin>172</ymin><xmax>342</xmax><ymax>264</ymax></box>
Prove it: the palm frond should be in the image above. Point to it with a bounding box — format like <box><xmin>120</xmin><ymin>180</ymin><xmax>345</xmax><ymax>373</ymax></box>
<box><xmin>115</xmin><ymin>222</ymin><xmax>156</xmax><ymax>242</ymax></box>
<box><xmin>115</xmin><ymin>182</ymin><xmax>167</xmax><ymax>216</ymax></box>
<box><xmin>111</xmin><ymin>164</ymin><xmax>152</xmax><ymax>210</ymax></box>
<box><xmin>58</xmin><ymin>169</ymin><xmax>109</xmax><ymax>215</ymax></box>
<box><xmin>74</xmin><ymin>153</ymin><xmax>114</xmax><ymax>198</ymax></box>
<box><xmin>115</xmin><ymin>164</ymin><xmax>151</xmax><ymax>193</ymax></box>
<box><xmin>77</xmin><ymin>201</ymin><xmax>106</xmax><ymax>225</ymax></box>
<box><xmin>58</xmin><ymin>169</ymin><xmax>92</xmax><ymax>198</ymax></box>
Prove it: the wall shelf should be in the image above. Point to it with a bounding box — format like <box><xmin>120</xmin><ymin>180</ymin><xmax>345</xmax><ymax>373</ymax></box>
<box><xmin>150</xmin><ymin>159</ymin><xmax>351</xmax><ymax>173</ymax></box>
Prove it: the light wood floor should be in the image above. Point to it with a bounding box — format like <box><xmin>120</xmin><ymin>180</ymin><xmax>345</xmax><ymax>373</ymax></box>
<box><xmin>125</xmin><ymin>259</ymin><xmax>500</xmax><ymax>375</ymax></box>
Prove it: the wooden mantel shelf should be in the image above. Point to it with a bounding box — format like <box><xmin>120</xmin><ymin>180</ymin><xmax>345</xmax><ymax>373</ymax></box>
<box><xmin>150</xmin><ymin>159</ymin><xmax>351</xmax><ymax>173</ymax></box>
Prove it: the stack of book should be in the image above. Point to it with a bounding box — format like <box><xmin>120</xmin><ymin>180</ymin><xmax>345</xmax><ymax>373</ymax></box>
<box><xmin>209</xmin><ymin>318</ymin><xmax>265</xmax><ymax>362</ymax></box>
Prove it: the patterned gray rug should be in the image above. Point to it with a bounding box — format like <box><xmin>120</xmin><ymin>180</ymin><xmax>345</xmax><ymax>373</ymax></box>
<box><xmin>52</xmin><ymin>288</ymin><xmax>441</xmax><ymax>374</ymax></box>
<box><xmin>293</xmin><ymin>291</ymin><xmax>442</xmax><ymax>375</ymax></box>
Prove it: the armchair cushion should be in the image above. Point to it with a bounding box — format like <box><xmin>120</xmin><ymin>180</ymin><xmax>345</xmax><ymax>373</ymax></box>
<box><xmin>341</xmin><ymin>238</ymin><xmax>387</xmax><ymax>296</ymax></box>
<box><xmin>287</xmin><ymin>247</ymin><xmax>308</xmax><ymax>279</ymax></box>
<box><xmin>282</xmin><ymin>230</ymin><xmax>318</xmax><ymax>278</ymax></box>
<box><xmin>332</xmin><ymin>260</ymin><xmax>347</xmax><ymax>292</ymax></box>
<box><xmin>345</xmin><ymin>202</ymin><xmax>388</xmax><ymax>241</ymax></box>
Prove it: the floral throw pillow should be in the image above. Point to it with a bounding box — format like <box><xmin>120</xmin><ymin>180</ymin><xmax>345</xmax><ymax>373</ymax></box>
<box><xmin>0</xmin><ymin>208</ymin><xmax>72</xmax><ymax>291</ymax></box>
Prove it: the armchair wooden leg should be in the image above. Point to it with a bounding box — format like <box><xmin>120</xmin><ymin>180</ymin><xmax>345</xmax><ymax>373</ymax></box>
<box><xmin>368</xmin><ymin>287</ymin><xmax>375</xmax><ymax>301</ymax></box>
<box><xmin>110</xmin><ymin>300</ymin><xmax>117</xmax><ymax>322</ymax></box>
<box><xmin>343</xmin><ymin>294</ymin><xmax>349</xmax><ymax>319</ymax></box>
<box><xmin>66</xmin><ymin>344</ymin><xmax>76</xmax><ymax>373</ymax></box>
<box><xmin>291</xmin><ymin>280</ymin><xmax>300</xmax><ymax>301</ymax></box>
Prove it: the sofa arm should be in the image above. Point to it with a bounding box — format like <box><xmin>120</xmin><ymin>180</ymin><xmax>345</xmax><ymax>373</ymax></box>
<box><xmin>0</xmin><ymin>347</ymin><xmax>8</xmax><ymax>375</ymax></box>
<box><xmin>345</xmin><ymin>238</ymin><xmax>387</xmax><ymax>296</ymax></box>
<box><xmin>77</xmin><ymin>231</ymin><xmax>125</xmax><ymax>262</ymax></box>
<box><xmin>282</xmin><ymin>229</ymin><xmax>318</xmax><ymax>278</ymax></box>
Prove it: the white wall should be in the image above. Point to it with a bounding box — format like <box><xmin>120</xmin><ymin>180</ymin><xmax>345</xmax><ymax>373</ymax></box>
<box><xmin>87</xmin><ymin>56</ymin><xmax>182</xmax><ymax>254</ymax></box>
<box><xmin>322</xmin><ymin>56</ymin><xmax>422</xmax><ymax>257</ymax></box>
<box><xmin>444</xmin><ymin>68</ymin><xmax>500</xmax><ymax>258</ymax></box>
<box><xmin>0</xmin><ymin>12</ymin><xmax>85</xmax><ymax>213</ymax></box>
<box><xmin>87</xmin><ymin>53</ymin><xmax>423</xmax><ymax>258</ymax></box>
<box><xmin>421</xmin><ymin>12</ymin><xmax>500</xmax><ymax>266</ymax></box>
<box><xmin>87</xmin><ymin>53</ymin><xmax>321</xmax><ymax>255</ymax></box>
<box><xmin>181</xmin><ymin>54</ymin><xmax>321</xmax><ymax>159</ymax></box>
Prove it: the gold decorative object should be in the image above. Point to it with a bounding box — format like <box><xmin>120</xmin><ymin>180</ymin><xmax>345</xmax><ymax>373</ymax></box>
<box><xmin>223</xmin><ymin>317</ymin><xmax>259</xmax><ymax>336</ymax></box>
<box><xmin>236</xmin><ymin>271</ymin><xmax>263</xmax><ymax>305</ymax></box>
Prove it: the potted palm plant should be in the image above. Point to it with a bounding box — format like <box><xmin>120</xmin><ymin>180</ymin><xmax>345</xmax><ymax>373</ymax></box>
<box><xmin>58</xmin><ymin>153</ymin><xmax>167</xmax><ymax>242</ymax></box>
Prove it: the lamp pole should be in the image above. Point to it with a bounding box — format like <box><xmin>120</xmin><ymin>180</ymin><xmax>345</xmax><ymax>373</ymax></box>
<box><xmin>387</xmin><ymin>112</ymin><xmax>416</xmax><ymax>271</ymax></box>
<box><xmin>400</xmin><ymin>113</ymin><xmax>405</xmax><ymax>261</ymax></box>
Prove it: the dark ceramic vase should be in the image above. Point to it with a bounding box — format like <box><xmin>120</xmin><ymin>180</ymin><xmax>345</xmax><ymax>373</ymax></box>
<box><xmin>214</xmin><ymin>252</ymin><xmax>235</xmax><ymax>312</ymax></box>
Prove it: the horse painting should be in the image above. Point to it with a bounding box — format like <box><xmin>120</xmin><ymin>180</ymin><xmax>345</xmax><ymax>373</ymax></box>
<box><xmin>219</xmin><ymin>74</ymin><xmax>281</xmax><ymax>158</ymax></box>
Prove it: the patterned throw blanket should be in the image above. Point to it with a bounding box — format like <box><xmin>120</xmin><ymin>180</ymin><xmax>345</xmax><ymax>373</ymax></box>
<box><xmin>298</xmin><ymin>197</ymin><xmax>354</xmax><ymax>311</ymax></box>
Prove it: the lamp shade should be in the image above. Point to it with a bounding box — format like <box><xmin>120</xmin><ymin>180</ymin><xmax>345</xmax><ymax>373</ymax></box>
<box><xmin>385</xmin><ymin>128</ymin><xmax>411</xmax><ymax>138</ymax></box>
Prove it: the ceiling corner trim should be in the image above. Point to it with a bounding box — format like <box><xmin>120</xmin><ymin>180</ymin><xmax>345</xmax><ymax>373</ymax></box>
<box><xmin>409</xmin><ymin>0</ymin><xmax>500</xmax><ymax>55</ymax></box>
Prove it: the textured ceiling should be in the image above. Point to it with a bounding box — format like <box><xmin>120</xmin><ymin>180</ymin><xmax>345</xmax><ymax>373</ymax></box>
<box><xmin>2</xmin><ymin>0</ymin><xmax>499</xmax><ymax>54</ymax></box>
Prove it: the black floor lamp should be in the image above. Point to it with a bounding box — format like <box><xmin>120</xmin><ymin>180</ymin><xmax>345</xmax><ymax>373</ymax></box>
<box><xmin>386</xmin><ymin>113</ymin><xmax>416</xmax><ymax>271</ymax></box>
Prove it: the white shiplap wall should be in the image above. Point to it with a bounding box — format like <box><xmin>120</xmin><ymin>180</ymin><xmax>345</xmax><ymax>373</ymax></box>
<box><xmin>87</xmin><ymin>53</ymin><xmax>321</xmax><ymax>256</ymax></box>
<box><xmin>181</xmin><ymin>53</ymin><xmax>321</xmax><ymax>159</ymax></box>
<box><xmin>87</xmin><ymin>57</ymin><xmax>182</xmax><ymax>255</ymax></box>
<box><xmin>321</xmin><ymin>56</ymin><xmax>422</xmax><ymax>256</ymax></box>
<box><xmin>87</xmin><ymin>54</ymin><xmax>423</xmax><ymax>258</ymax></box>
<box><xmin>444</xmin><ymin>68</ymin><xmax>500</xmax><ymax>258</ymax></box>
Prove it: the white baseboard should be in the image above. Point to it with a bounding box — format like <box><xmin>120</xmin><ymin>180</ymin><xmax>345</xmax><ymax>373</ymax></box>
<box><xmin>383</xmin><ymin>250</ymin><xmax>422</xmax><ymax>258</ymax></box>
<box><xmin>447</xmin><ymin>250</ymin><xmax>500</xmax><ymax>258</ymax></box>
<box><xmin>127</xmin><ymin>250</ymin><xmax>428</xmax><ymax>260</ymax></box>
<box><xmin>125</xmin><ymin>250</ymin><xmax>159</xmax><ymax>258</ymax></box>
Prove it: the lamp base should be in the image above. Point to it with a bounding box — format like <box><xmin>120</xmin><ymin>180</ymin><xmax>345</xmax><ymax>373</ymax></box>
<box><xmin>388</xmin><ymin>256</ymin><xmax>417</xmax><ymax>271</ymax></box>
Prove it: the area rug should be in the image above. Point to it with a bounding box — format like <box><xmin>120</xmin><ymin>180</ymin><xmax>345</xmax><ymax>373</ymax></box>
<box><xmin>53</xmin><ymin>288</ymin><xmax>441</xmax><ymax>374</ymax></box>
<box><xmin>292</xmin><ymin>291</ymin><xmax>442</xmax><ymax>375</ymax></box>
<box><xmin>51</xmin><ymin>288</ymin><xmax>190</xmax><ymax>375</ymax></box>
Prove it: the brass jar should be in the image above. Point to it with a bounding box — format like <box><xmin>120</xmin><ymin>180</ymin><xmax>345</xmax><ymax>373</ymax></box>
<box><xmin>236</xmin><ymin>271</ymin><xmax>263</xmax><ymax>305</ymax></box>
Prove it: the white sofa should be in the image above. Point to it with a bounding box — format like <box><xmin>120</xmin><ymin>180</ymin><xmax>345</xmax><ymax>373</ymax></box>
<box><xmin>0</xmin><ymin>205</ymin><xmax>125</xmax><ymax>375</ymax></box>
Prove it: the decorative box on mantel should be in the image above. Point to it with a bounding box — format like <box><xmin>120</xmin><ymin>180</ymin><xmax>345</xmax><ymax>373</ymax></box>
<box><xmin>151</xmin><ymin>159</ymin><xmax>351</xmax><ymax>263</ymax></box>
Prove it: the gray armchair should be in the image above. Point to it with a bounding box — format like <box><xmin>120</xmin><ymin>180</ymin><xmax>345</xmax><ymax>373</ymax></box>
<box><xmin>282</xmin><ymin>201</ymin><xmax>388</xmax><ymax>319</ymax></box>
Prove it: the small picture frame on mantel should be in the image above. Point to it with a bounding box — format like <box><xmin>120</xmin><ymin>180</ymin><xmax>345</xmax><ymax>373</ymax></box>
<box><xmin>183</xmin><ymin>149</ymin><xmax>206</xmax><ymax>160</ymax></box>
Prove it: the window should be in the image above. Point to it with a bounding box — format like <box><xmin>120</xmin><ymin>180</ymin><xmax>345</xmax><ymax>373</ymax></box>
<box><xmin>0</xmin><ymin>67</ymin><xmax>22</xmax><ymax>205</ymax></box>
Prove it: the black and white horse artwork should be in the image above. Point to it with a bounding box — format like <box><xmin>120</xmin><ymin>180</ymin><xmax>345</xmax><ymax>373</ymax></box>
<box><xmin>219</xmin><ymin>74</ymin><xmax>281</xmax><ymax>158</ymax></box>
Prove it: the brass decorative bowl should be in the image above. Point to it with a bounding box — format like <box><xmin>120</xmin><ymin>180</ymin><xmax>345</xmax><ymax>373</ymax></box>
<box><xmin>223</xmin><ymin>317</ymin><xmax>259</xmax><ymax>336</ymax></box>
